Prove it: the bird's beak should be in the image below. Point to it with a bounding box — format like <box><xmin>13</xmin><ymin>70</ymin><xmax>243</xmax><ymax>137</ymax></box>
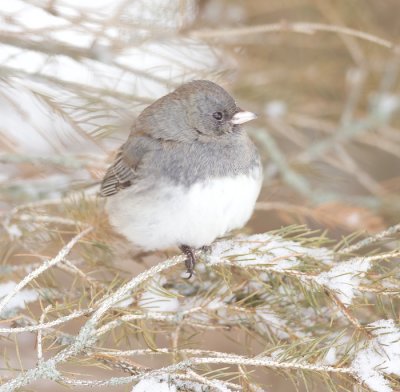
<box><xmin>230</xmin><ymin>110</ymin><xmax>257</xmax><ymax>125</ymax></box>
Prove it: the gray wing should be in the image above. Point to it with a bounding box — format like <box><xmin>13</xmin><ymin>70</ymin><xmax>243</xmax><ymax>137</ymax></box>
<box><xmin>99</xmin><ymin>150</ymin><xmax>135</xmax><ymax>197</ymax></box>
<box><xmin>99</xmin><ymin>136</ymin><xmax>152</xmax><ymax>197</ymax></box>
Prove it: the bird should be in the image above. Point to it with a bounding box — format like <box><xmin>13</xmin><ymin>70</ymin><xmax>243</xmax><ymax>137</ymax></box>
<box><xmin>100</xmin><ymin>80</ymin><xmax>262</xmax><ymax>278</ymax></box>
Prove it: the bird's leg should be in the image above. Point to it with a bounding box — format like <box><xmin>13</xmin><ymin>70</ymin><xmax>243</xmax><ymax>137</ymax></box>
<box><xmin>179</xmin><ymin>245</ymin><xmax>196</xmax><ymax>279</ymax></box>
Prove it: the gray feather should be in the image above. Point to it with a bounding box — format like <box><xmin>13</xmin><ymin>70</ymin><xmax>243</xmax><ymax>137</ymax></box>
<box><xmin>100</xmin><ymin>80</ymin><xmax>261</xmax><ymax>197</ymax></box>
<box><xmin>99</xmin><ymin>150</ymin><xmax>135</xmax><ymax>197</ymax></box>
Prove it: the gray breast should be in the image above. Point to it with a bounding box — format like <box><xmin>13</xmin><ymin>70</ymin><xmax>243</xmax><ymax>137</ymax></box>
<box><xmin>142</xmin><ymin>133</ymin><xmax>261</xmax><ymax>187</ymax></box>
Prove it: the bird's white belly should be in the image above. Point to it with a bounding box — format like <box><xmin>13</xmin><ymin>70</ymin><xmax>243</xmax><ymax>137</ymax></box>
<box><xmin>106</xmin><ymin>168</ymin><xmax>262</xmax><ymax>250</ymax></box>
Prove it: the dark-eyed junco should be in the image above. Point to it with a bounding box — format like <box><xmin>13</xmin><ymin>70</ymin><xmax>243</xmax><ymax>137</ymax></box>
<box><xmin>100</xmin><ymin>80</ymin><xmax>262</xmax><ymax>277</ymax></box>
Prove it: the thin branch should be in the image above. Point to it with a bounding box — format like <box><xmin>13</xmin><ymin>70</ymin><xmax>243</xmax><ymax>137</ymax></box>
<box><xmin>36</xmin><ymin>305</ymin><xmax>52</xmax><ymax>364</ymax></box>
<box><xmin>53</xmin><ymin>354</ymin><xmax>355</xmax><ymax>388</ymax></box>
<box><xmin>0</xmin><ymin>31</ymin><xmax>173</xmax><ymax>86</ymax></box>
<box><xmin>340</xmin><ymin>223</ymin><xmax>400</xmax><ymax>254</ymax></box>
<box><xmin>189</xmin><ymin>21</ymin><xmax>395</xmax><ymax>50</ymax></box>
<box><xmin>0</xmin><ymin>226</ymin><xmax>92</xmax><ymax>317</ymax></box>
<box><xmin>0</xmin><ymin>308</ymin><xmax>94</xmax><ymax>334</ymax></box>
<box><xmin>186</xmin><ymin>368</ymin><xmax>239</xmax><ymax>392</ymax></box>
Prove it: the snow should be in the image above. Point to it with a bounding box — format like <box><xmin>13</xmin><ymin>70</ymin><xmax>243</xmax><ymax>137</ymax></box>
<box><xmin>209</xmin><ymin>233</ymin><xmax>334</xmax><ymax>270</ymax></box>
<box><xmin>352</xmin><ymin>319</ymin><xmax>400</xmax><ymax>392</ymax></box>
<box><xmin>131</xmin><ymin>378</ymin><xmax>177</xmax><ymax>392</ymax></box>
<box><xmin>204</xmin><ymin>283</ymin><xmax>235</xmax><ymax>311</ymax></box>
<box><xmin>206</xmin><ymin>297</ymin><xmax>227</xmax><ymax>311</ymax></box>
<box><xmin>0</xmin><ymin>281</ymin><xmax>39</xmax><ymax>317</ymax></box>
<box><xmin>139</xmin><ymin>278</ymin><xmax>180</xmax><ymax>313</ymax></box>
<box><xmin>139</xmin><ymin>290</ymin><xmax>179</xmax><ymax>312</ymax></box>
<box><xmin>315</xmin><ymin>257</ymin><xmax>371</xmax><ymax>305</ymax></box>
<box><xmin>255</xmin><ymin>307</ymin><xmax>290</xmax><ymax>339</ymax></box>
<box><xmin>113</xmin><ymin>296</ymin><xmax>134</xmax><ymax>308</ymax></box>
<box><xmin>322</xmin><ymin>347</ymin><xmax>337</xmax><ymax>365</ymax></box>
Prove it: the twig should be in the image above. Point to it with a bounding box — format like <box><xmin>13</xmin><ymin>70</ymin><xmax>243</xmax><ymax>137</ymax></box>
<box><xmin>189</xmin><ymin>21</ymin><xmax>394</xmax><ymax>50</ymax></box>
<box><xmin>36</xmin><ymin>305</ymin><xmax>52</xmax><ymax>364</ymax></box>
<box><xmin>92</xmin><ymin>353</ymin><xmax>150</xmax><ymax>375</ymax></box>
<box><xmin>0</xmin><ymin>255</ymin><xmax>185</xmax><ymax>392</ymax></box>
<box><xmin>0</xmin><ymin>31</ymin><xmax>174</xmax><ymax>86</ymax></box>
<box><xmin>0</xmin><ymin>226</ymin><xmax>92</xmax><ymax>317</ymax></box>
<box><xmin>1</xmin><ymin>228</ymin><xmax>398</xmax><ymax>391</ymax></box>
<box><xmin>250</xmin><ymin>129</ymin><xmax>312</xmax><ymax>196</ymax></box>
<box><xmin>340</xmin><ymin>223</ymin><xmax>400</xmax><ymax>254</ymax></box>
<box><xmin>7</xmin><ymin>195</ymin><xmax>97</xmax><ymax>217</ymax></box>
<box><xmin>49</xmin><ymin>354</ymin><xmax>356</xmax><ymax>388</ymax></box>
<box><xmin>0</xmin><ymin>308</ymin><xmax>94</xmax><ymax>334</ymax></box>
<box><xmin>0</xmin><ymin>65</ymin><xmax>153</xmax><ymax>104</ymax></box>
<box><xmin>56</xmin><ymin>259</ymin><xmax>105</xmax><ymax>290</ymax></box>
<box><xmin>327</xmin><ymin>292</ymin><xmax>369</xmax><ymax>335</ymax></box>
<box><xmin>186</xmin><ymin>368</ymin><xmax>238</xmax><ymax>391</ymax></box>
<box><xmin>358</xmin><ymin>286</ymin><xmax>400</xmax><ymax>296</ymax></box>
<box><xmin>94</xmin><ymin>312</ymin><xmax>178</xmax><ymax>338</ymax></box>
<box><xmin>13</xmin><ymin>213</ymin><xmax>85</xmax><ymax>227</ymax></box>
<box><xmin>94</xmin><ymin>348</ymin><xmax>242</xmax><ymax>358</ymax></box>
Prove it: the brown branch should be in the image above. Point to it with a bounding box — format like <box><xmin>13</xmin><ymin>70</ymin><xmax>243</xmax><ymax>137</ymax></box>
<box><xmin>189</xmin><ymin>21</ymin><xmax>395</xmax><ymax>50</ymax></box>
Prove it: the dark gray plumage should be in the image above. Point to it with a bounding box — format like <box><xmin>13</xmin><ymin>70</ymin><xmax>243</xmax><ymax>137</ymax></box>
<box><xmin>100</xmin><ymin>80</ymin><xmax>259</xmax><ymax>196</ymax></box>
<box><xmin>100</xmin><ymin>80</ymin><xmax>262</xmax><ymax>277</ymax></box>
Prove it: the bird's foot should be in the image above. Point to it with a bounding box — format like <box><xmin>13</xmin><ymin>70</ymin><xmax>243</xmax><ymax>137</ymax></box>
<box><xmin>179</xmin><ymin>245</ymin><xmax>196</xmax><ymax>279</ymax></box>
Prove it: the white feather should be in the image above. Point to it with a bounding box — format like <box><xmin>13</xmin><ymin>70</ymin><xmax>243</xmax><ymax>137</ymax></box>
<box><xmin>106</xmin><ymin>167</ymin><xmax>262</xmax><ymax>250</ymax></box>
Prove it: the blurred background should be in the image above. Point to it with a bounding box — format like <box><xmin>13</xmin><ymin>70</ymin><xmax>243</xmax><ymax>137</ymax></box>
<box><xmin>1</xmin><ymin>0</ymin><xmax>400</xmax><ymax>391</ymax></box>
<box><xmin>1</xmin><ymin>0</ymin><xmax>399</xmax><ymax>236</ymax></box>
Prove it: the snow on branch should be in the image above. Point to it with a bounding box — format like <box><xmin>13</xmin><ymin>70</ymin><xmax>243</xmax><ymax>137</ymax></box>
<box><xmin>352</xmin><ymin>319</ymin><xmax>400</xmax><ymax>392</ymax></box>
<box><xmin>1</xmin><ymin>217</ymin><xmax>400</xmax><ymax>391</ymax></box>
<box><xmin>315</xmin><ymin>257</ymin><xmax>371</xmax><ymax>305</ymax></box>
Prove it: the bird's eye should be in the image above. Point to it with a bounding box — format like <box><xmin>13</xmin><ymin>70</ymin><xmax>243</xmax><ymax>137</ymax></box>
<box><xmin>212</xmin><ymin>112</ymin><xmax>223</xmax><ymax>120</ymax></box>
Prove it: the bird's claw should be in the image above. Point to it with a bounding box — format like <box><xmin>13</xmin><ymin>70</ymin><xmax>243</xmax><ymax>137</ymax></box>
<box><xmin>180</xmin><ymin>245</ymin><xmax>196</xmax><ymax>279</ymax></box>
<box><xmin>185</xmin><ymin>256</ymin><xmax>195</xmax><ymax>279</ymax></box>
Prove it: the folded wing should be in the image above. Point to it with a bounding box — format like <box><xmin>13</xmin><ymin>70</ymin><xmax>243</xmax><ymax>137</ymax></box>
<box><xmin>100</xmin><ymin>148</ymin><xmax>137</xmax><ymax>196</ymax></box>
